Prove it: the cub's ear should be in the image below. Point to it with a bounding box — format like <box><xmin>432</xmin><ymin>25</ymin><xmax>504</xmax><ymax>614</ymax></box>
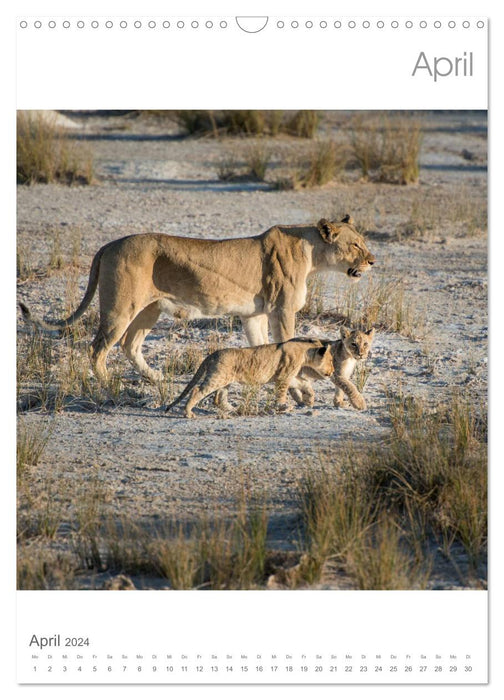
<box><xmin>341</xmin><ymin>214</ymin><xmax>355</xmax><ymax>225</ymax></box>
<box><xmin>317</xmin><ymin>218</ymin><xmax>341</xmax><ymax>243</ymax></box>
<box><xmin>340</xmin><ymin>327</ymin><xmax>351</xmax><ymax>339</ymax></box>
<box><xmin>365</xmin><ymin>328</ymin><xmax>375</xmax><ymax>338</ymax></box>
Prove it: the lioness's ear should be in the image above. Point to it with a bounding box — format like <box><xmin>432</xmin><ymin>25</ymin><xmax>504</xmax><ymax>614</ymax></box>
<box><xmin>317</xmin><ymin>219</ymin><xmax>340</xmax><ymax>243</ymax></box>
<box><xmin>341</xmin><ymin>214</ymin><xmax>355</xmax><ymax>225</ymax></box>
<box><xmin>366</xmin><ymin>328</ymin><xmax>376</xmax><ymax>339</ymax></box>
<box><xmin>340</xmin><ymin>327</ymin><xmax>351</xmax><ymax>339</ymax></box>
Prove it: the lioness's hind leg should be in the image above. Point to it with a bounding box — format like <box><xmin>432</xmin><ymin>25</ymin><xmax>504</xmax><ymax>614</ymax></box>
<box><xmin>90</xmin><ymin>315</ymin><xmax>132</xmax><ymax>382</ymax></box>
<box><xmin>120</xmin><ymin>302</ymin><xmax>162</xmax><ymax>382</ymax></box>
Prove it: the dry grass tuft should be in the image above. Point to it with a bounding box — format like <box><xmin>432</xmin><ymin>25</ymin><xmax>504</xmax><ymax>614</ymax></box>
<box><xmin>334</xmin><ymin>274</ymin><xmax>427</xmax><ymax>339</ymax></box>
<box><xmin>72</xmin><ymin>489</ymin><xmax>269</xmax><ymax>590</ymax></box>
<box><xmin>171</xmin><ymin>110</ymin><xmax>319</xmax><ymax>138</ymax></box>
<box><xmin>17</xmin><ymin>420</ymin><xmax>53</xmax><ymax>482</ymax></box>
<box><xmin>297</xmin><ymin>390</ymin><xmax>486</xmax><ymax>588</ymax></box>
<box><xmin>349</xmin><ymin>115</ymin><xmax>422</xmax><ymax>184</ymax></box>
<box><xmin>17</xmin><ymin>112</ymin><xmax>94</xmax><ymax>185</ymax></box>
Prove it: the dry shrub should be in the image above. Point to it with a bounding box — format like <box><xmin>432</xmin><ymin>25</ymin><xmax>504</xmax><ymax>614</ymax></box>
<box><xmin>244</xmin><ymin>141</ymin><xmax>271</xmax><ymax>180</ymax></box>
<box><xmin>299</xmin><ymin>140</ymin><xmax>344</xmax><ymax>187</ymax></box>
<box><xmin>17</xmin><ymin>420</ymin><xmax>53</xmax><ymax>482</ymax></box>
<box><xmin>216</xmin><ymin>151</ymin><xmax>241</xmax><ymax>181</ymax></box>
<box><xmin>284</xmin><ymin>110</ymin><xmax>320</xmax><ymax>138</ymax></box>
<box><xmin>274</xmin><ymin>141</ymin><xmax>347</xmax><ymax>190</ymax></box>
<box><xmin>350</xmin><ymin>115</ymin><xmax>422</xmax><ymax>184</ymax></box>
<box><xmin>73</xmin><ymin>492</ymin><xmax>268</xmax><ymax>590</ymax></box>
<box><xmin>171</xmin><ymin>110</ymin><xmax>319</xmax><ymax>138</ymax></box>
<box><xmin>300</xmin><ymin>277</ymin><xmax>326</xmax><ymax>316</ymax></box>
<box><xmin>17</xmin><ymin>111</ymin><xmax>93</xmax><ymax>185</ymax></box>
<box><xmin>217</xmin><ymin>142</ymin><xmax>271</xmax><ymax>182</ymax></box>
<box><xmin>334</xmin><ymin>274</ymin><xmax>426</xmax><ymax>339</ymax></box>
<box><xmin>398</xmin><ymin>190</ymin><xmax>487</xmax><ymax>240</ymax></box>
<box><xmin>17</xmin><ymin>547</ymin><xmax>77</xmax><ymax>589</ymax></box>
<box><xmin>346</xmin><ymin>516</ymin><xmax>426</xmax><ymax>590</ymax></box>
<box><xmin>298</xmin><ymin>391</ymin><xmax>486</xmax><ymax>588</ymax></box>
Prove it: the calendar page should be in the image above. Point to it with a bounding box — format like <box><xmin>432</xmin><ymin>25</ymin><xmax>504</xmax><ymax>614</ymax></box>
<box><xmin>9</xmin><ymin>0</ymin><xmax>494</xmax><ymax>694</ymax></box>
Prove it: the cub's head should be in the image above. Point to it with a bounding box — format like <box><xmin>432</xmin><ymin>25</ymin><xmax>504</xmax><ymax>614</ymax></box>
<box><xmin>317</xmin><ymin>215</ymin><xmax>376</xmax><ymax>281</ymax></box>
<box><xmin>306</xmin><ymin>343</ymin><xmax>334</xmax><ymax>377</ymax></box>
<box><xmin>340</xmin><ymin>327</ymin><xmax>375</xmax><ymax>359</ymax></box>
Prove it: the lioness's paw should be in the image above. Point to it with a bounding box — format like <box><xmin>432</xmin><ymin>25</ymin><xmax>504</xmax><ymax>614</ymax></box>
<box><xmin>333</xmin><ymin>396</ymin><xmax>344</xmax><ymax>408</ymax></box>
<box><xmin>276</xmin><ymin>403</ymin><xmax>292</xmax><ymax>413</ymax></box>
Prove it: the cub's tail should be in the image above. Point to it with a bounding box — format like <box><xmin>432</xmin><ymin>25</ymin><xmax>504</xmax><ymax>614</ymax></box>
<box><xmin>165</xmin><ymin>357</ymin><xmax>209</xmax><ymax>412</ymax></box>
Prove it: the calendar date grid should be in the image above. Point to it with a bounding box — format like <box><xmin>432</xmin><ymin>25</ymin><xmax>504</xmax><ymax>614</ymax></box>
<box><xmin>27</xmin><ymin>650</ymin><xmax>476</xmax><ymax>679</ymax></box>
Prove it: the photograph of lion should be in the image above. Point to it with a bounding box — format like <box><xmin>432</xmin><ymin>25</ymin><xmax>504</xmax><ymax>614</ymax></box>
<box><xmin>17</xmin><ymin>110</ymin><xmax>487</xmax><ymax>591</ymax></box>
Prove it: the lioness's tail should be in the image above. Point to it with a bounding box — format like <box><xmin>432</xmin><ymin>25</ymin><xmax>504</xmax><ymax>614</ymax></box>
<box><xmin>165</xmin><ymin>358</ymin><xmax>210</xmax><ymax>412</ymax></box>
<box><xmin>19</xmin><ymin>245</ymin><xmax>105</xmax><ymax>332</ymax></box>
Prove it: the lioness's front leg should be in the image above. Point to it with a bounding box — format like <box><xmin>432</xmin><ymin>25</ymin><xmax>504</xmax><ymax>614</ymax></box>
<box><xmin>332</xmin><ymin>376</ymin><xmax>366</xmax><ymax>410</ymax></box>
<box><xmin>242</xmin><ymin>314</ymin><xmax>269</xmax><ymax>345</ymax></box>
<box><xmin>269</xmin><ymin>310</ymin><xmax>295</xmax><ymax>343</ymax></box>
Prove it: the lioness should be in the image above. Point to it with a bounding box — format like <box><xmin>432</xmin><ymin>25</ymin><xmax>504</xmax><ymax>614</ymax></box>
<box><xmin>19</xmin><ymin>216</ymin><xmax>374</xmax><ymax>382</ymax></box>
<box><xmin>292</xmin><ymin>327</ymin><xmax>375</xmax><ymax>410</ymax></box>
<box><xmin>165</xmin><ymin>339</ymin><xmax>334</xmax><ymax>418</ymax></box>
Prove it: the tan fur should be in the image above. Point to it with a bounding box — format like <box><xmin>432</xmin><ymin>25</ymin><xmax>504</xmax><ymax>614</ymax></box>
<box><xmin>165</xmin><ymin>339</ymin><xmax>334</xmax><ymax>418</ymax></box>
<box><xmin>19</xmin><ymin>216</ymin><xmax>374</xmax><ymax>382</ymax></box>
<box><xmin>294</xmin><ymin>327</ymin><xmax>375</xmax><ymax>410</ymax></box>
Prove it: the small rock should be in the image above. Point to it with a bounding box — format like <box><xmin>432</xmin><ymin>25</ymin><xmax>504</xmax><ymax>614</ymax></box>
<box><xmin>102</xmin><ymin>575</ymin><xmax>136</xmax><ymax>590</ymax></box>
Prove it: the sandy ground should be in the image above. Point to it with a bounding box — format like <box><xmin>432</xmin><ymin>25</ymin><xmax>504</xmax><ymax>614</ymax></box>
<box><xmin>16</xmin><ymin>111</ymin><xmax>487</xmax><ymax>588</ymax></box>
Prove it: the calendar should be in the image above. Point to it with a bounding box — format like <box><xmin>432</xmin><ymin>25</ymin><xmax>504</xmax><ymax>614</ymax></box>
<box><xmin>12</xmin><ymin>0</ymin><xmax>491</xmax><ymax>691</ymax></box>
<box><xmin>17</xmin><ymin>592</ymin><xmax>487</xmax><ymax>683</ymax></box>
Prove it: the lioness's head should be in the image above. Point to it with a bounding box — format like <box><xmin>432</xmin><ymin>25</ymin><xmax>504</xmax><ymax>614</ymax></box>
<box><xmin>340</xmin><ymin>327</ymin><xmax>375</xmax><ymax>360</ymax></box>
<box><xmin>316</xmin><ymin>215</ymin><xmax>375</xmax><ymax>281</ymax></box>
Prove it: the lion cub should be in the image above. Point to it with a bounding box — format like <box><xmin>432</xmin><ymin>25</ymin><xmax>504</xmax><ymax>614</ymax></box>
<box><xmin>293</xmin><ymin>327</ymin><xmax>375</xmax><ymax>410</ymax></box>
<box><xmin>330</xmin><ymin>327</ymin><xmax>375</xmax><ymax>410</ymax></box>
<box><xmin>165</xmin><ymin>339</ymin><xmax>334</xmax><ymax>418</ymax></box>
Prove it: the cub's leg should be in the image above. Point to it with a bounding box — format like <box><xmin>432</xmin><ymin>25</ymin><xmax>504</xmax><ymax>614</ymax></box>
<box><xmin>333</xmin><ymin>387</ymin><xmax>345</xmax><ymax>408</ymax></box>
<box><xmin>120</xmin><ymin>302</ymin><xmax>162</xmax><ymax>383</ymax></box>
<box><xmin>214</xmin><ymin>314</ymin><xmax>268</xmax><ymax>411</ymax></box>
<box><xmin>185</xmin><ymin>378</ymin><xmax>228</xmax><ymax>418</ymax></box>
<box><xmin>288</xmin><ymin>376</ymin><xmax>315</xmax><ymax>407</ymax></box>
<box><xmin>214</xmin><ymin>387</ymin><xmax>232</xmax><ymax>414</ymax></box>
<box><xmin>268</xmin><ymin>311</ymin><xmax>310</xmax><ymax>403</ymax></box>
<box><xmin>333</xmin><ymin>376</ymin><xmax>366</xmax><ymax>410</ymax></box>
<box><xmin>274</xmin><ymin>372</ymin><xmax>298</xmax><ymax>413</ymax></box>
